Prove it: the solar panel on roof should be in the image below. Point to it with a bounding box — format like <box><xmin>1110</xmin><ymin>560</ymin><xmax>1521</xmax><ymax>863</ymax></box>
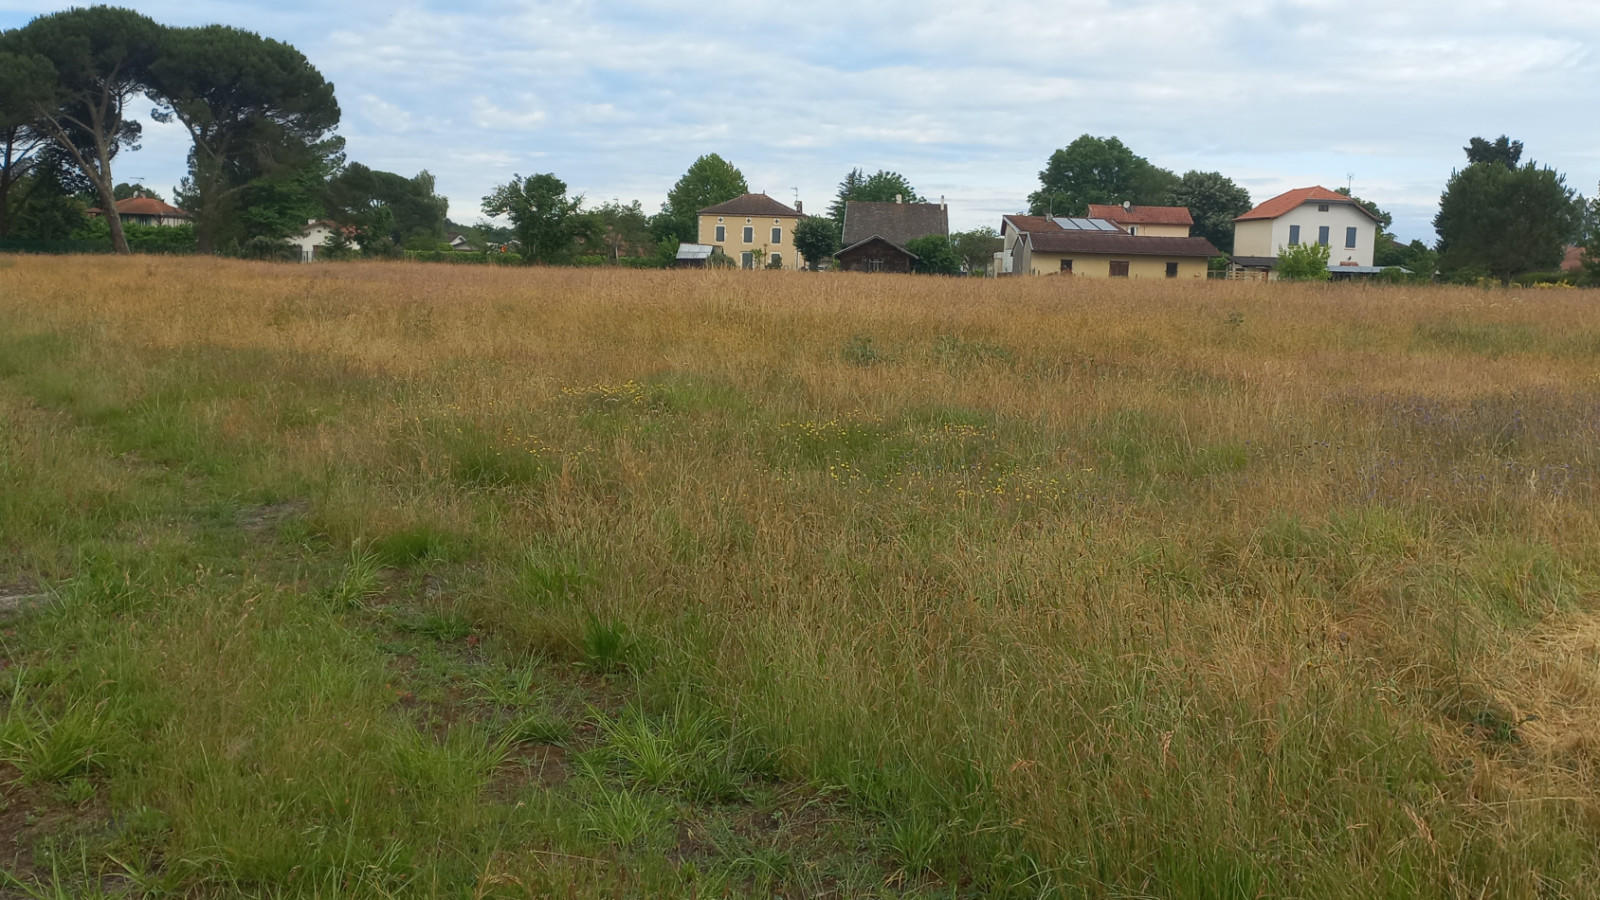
<box><xmin>1051</xmin><ymin>217</ymin><xmax>1122</xmax><ymax>232</ymax></box>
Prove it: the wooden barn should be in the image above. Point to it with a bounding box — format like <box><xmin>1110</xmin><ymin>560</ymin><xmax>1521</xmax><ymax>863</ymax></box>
<box><xmin>834</xmin><ymin>198</ymin><xmax>949</xmax><ymax>273</ymax></box>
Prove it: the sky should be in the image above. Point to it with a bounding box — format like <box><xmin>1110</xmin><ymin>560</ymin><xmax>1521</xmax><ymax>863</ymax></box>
<box><xmin>4</xmin><ymin>0</ymin><xmax>1598</xmax><ymax>243</ymax></box>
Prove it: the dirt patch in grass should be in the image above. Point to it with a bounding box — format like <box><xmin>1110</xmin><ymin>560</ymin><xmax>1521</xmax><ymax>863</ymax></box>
<box><xmin>0</xmin><ymin>583</ymin><xmax>47</xmax><ymax>623</ymax></box>
<box><xmin>237</xmin><ymin>499</ymin><xmax>309</xmax><ymax>535</ymax></box>
<box><xmin>0</xmin><ymin>764</ymin><xmax>111</xmax><ymax>886</ymax></box>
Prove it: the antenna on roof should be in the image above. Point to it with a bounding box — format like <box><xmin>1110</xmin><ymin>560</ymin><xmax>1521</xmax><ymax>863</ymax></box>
<box><xmin>1122</xmin><ymin>199</ymin><xmax>1131</xmax><ymax>212</ymax></box>
<box><xmin>1347</xmin><ymin>173</ymin><xmax>1355</xmax><ymax>194</ymax></box>
<box><xmin>791</xmin><ymin>187</ymin><xmax>799</xmax><ymax>206</ymax></box>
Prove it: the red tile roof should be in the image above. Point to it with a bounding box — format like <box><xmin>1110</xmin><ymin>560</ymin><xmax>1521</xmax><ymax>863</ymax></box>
<box><xmin>698</xmin><ymin>193</ymin><xmax>802</xmax><ymax>218</ymax></box>
<box><xmin>1086</xmin><ymin>204</ymin><xmax>1193</xmax><ymax>226</ymax></box>
<box><xmin>89</xmin><ymin>196</ymin><xmax>191</xmax><ymax>218</ymax></box>
<box><xmin>1027</xmin><ymin>232</ymin><xmax>1218</xmax><ymax>258</ymax></box>
<box><xmin>1235</xmin><ymin>186</ymin><xmax>1377</xmax><ymax>222</ymax></box>
<box><xmin>1561</xmin><ymin>244</ymin><xmax>1586</xmax><ymax>272</ymax></box>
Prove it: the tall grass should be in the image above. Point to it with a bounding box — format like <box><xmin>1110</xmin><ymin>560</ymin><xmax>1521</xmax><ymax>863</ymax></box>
<box><xmin>3</xmin><ymin>257</ymin><xmax>1600</xmax><ymax>896</ymax></box>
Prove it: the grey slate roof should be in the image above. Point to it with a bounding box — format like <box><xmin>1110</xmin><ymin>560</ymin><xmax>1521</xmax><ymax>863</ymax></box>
<box><xmin>676</xmin><ymin>243</ymin><xmax>715</xmax><ymax>260</ymax></box>
<box><xmin>841</xmin><ymin>201</ymin><xmax>949</xmax><ymax>247</ymax></box>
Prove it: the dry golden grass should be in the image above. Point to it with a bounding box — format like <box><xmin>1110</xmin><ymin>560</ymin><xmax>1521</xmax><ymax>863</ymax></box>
<box><xmin>4</xmin><ymin>255</ymin><xmax>1600</xmax><ymax>896</ymax></box>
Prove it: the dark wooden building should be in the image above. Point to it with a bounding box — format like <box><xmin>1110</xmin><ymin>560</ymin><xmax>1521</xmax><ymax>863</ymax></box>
<box><xmin>834</xmin><ymin>199</ymin><xmax>949</xmax><ymax>273</ymax></box>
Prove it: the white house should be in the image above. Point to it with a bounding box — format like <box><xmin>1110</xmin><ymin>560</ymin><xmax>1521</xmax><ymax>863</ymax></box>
<box><xmin>1231</xmin><ymin>186</ymin><xmax>1380</xmax><ymax>276</ymax></box>
<box><xmin>287</xmin><ymin>219</ymin><xmax>355</xmax><ymax>262</ymax></box>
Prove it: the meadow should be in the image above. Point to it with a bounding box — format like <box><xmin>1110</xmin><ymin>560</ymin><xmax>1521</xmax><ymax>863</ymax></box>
<box><xmin>1</xmin><ymin>256</ymin><xmax>1599</xmax><ymax>898</ymax></box>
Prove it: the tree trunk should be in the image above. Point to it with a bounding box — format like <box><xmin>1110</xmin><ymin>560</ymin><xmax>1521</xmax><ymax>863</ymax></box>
<box><xmin>90</xmin><ymin>134</ymin><xmax>129</xmax><ymax>255</ymax></box>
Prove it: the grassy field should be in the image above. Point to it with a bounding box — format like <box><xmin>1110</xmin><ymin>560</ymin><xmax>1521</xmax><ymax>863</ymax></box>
<box><xmin>1</xmin><ymin>256</ymin><xmax>1599</xmax><ymax>898</ymax></box>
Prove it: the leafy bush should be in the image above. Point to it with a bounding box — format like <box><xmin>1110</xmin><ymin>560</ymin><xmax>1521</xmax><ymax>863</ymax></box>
<box><xmin>1276</xmin><ymin>241</ymin><xmax>1331</xmax><ymax>281</ymax></box>
<box><xmin>240</xmin><ymin>236</ymin><xmax>299</xmax><ymax>262</ymax></box>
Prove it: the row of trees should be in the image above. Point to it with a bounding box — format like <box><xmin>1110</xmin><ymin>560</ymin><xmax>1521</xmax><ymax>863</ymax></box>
<box><xmin>0</xmin><ymin>7</ymin><xmax>456</xmax><ymax>258</ymax></box>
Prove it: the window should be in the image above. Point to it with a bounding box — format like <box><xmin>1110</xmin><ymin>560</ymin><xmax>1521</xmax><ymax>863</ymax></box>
<box><xmin>1317</xmin><ymin>225</ymin><xmax>1330</xmax><ymax>246</ymax></box>
<box><xmin>1128</xmin><ymin>225</ymin><xmax>1138</xmax><ymax>235</ymax></box>
<box><xmin>1346</xmin><ymin>226</ymin><xmax>1358</xmax><ymax>249</ymax></box>
<box><xmin>740</xmin><ymin>251</ymin><xmax>753</xmax><ymax>269</ymax></box>
<box><xmin>742</xmin><ymin>226</ymin><xmax>754</xmax><ymax>243</ymax></box>
<box><xmin>1109</xmin><ymin>260</ymin><xmax>1130</xmax><ymax>277</ymax></box>
<box><xmin>717</xmin><ymin>216</ymin><xmax>724</xmax><ymax>223</ymax></box>
<box><xmin>1060</xmin><ymin>259</ymin><xmax>1073</xmax><ymax>274</ymax></box>
<box><xmin>1165</xmin><ymin>262</ymin><xmax>1179</xmax><ymax>278</ymax></box>
<box><xmin>714</xmin><ymin>225</ymin><xmax>725</xmax><ymax>242</ymax></box>
<box><xmin>1317</xmin><ymin>204</ymin><xmax>1329</xmax><ymax>212</ymax></box>
<box><xmin>867</xmin><ymin>258</ymin><xmax>884</xmax><ymax>272</ymax></box>
<box><xmin>770</xmin><ymin>253</ymin><xmax>781</xmax><ymax>267</ymax></box>
<box><xmin>771</xmin><ymin>226</ymin><xmax>782</xmax><ymax>244</ymax></box>
<box><xmin>1288</xmin><ymin>225</ymin><xmax>1301</xmax><ymax>246</ymax></box>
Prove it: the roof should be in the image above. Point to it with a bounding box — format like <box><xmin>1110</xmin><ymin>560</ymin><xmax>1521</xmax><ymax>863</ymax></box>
<box><xmin>836</xmin><ymin>234</ymin><xmax>919</xmax><ymax>260</ymax></box>
<box><xmin>1327</xmin><ymin>265</ymin><xmax>1409</xmax><ymax>276</ymax></box>
<box><xmin>1001</xmin><ymin>215</ymin><xmax>1061</xmax><ymax>235</ymax></box>
<box><xmin>1235</xmin><ymin>186</ymin><xmax>1380</xmax><ymax>223</ymax></box>
<box><xmin>698</xmin><ymin>193</ymin><xmax>802</xmax><ymax>218</ymax></box>
<box><xmin>1026</xmin><ymin>232</ymin><xmax>1219</xmax><ymax>258</ymax></box>
<box><xmin>1001</xmin><ymin>215</ymin><xmax>1123</xmax><ymax>235</ymax></box>
<box><xmin>676</xmin><ymin>243</ymin><xmax>715</xmax><ymax>260</ymax></box>
<box><xmin>841</xmin><ymin>201</ymin><xmax>948</xmax><ymax>247</ymax></box>
<box><xmin>1086</xmin><ymin>204</ymin><xmax>1193</xmax><ymax>226</ymax></box>
<box><xmin>89</xmin><ymin>196</ymin><xmax>191</xmax><ymax>218</ymax></box>
<box><xmin>1562</xmin><ymin>244</ymin><xmax>1585</xmax><ymax>272</ymax></box>
<box><xmin>1229</xmin><ymin>256</ymin><xmax>1279</xmax><ymax>268</ymax></box>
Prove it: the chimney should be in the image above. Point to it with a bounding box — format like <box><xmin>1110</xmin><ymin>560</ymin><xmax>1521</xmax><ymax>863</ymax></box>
<box><xmin>795</xmin><ymin>200</ymin><xmax>803</xmax><ymax>214</ymax></box>
<box><xmin>940</xmin><ymin>195</ymin><xmax>946</xmax><ymax>210</ymax></box>
<box><xmin>895</xmin><ymin>194</ymin><xmax>902</xmax><ymax>204</ymax></box>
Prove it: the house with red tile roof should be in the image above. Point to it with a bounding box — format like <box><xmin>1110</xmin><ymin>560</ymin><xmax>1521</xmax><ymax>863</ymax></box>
<box><xmin>1231</xmin><ymin>186</ymin><xmax>1380</xmax><ymax>273</ymax></box>
<box><xmin>87</xmin><ymin>194</ymin><xmax>191</xmax><ymax>227</ymax></box>
<box><xmin>1085</xmin><ymin>203</ymin><xmax>1193</xmax><ymax>238</ymax></box>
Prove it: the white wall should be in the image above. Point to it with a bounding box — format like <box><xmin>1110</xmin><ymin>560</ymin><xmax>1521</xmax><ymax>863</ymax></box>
<box><xmin>288</xmin><ymin>224</ymin><xmax>335</xmax><ymax>262</ymax></box>
<box><xmin>1238</xmin><ymin>203</ymin><xmax>1374</xmax><ymax>267</ymax></box>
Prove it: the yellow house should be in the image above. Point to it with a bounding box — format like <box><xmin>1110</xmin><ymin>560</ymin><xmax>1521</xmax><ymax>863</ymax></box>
<box><xmin>1001</xmin><ymin>215</ymin><xmax>1217</xmax><ymax>278</ymax></box>
<box><xmin>697</xmin><ymin>193</ymin><xmax>804</xmax><ymax>270</ymax></box>
<box><xmin>1085</xmin><ymin>203</ymin><xmax>1193</xmax><ymax>238</ymax></box>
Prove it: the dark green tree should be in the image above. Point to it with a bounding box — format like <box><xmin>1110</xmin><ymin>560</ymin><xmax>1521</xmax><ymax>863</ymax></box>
<box><xmin>654</xmin><ymin>154</ymin><xmax>746</xmax><ymax>244</ymax></box>
<box><xmin>215</xmin><ymin>141</ymin><xmax>341</xmax><ymax>247</ymax></box>
<box><xmin>1465</xmin><ymin>135</ymin><xmax>1523</xmax><ymax>169</ymax></box>
<box><xmin>1435</xmin><ymin>152</ymin><xmax>1576</xmax><ymax>285</ymax></box>
<box><xmin>0</xmin><ymin>48</ymin><xmax>53</xmax><ymax>237</ymax></box>
<box><xmin>113</xmin><ymin>181</ymin><xmax>162</xmax><ymax>201</ymax></box>
<box><xmin>325</xmin><ymin>163</ymin><xmax>448</xmax><ymax>253</ymax></box>
<box><xmin>1166</xmin><ymin>171</ymin><xmax>1251</xmax><ymax>253</ymax></box>
<box><xmin>1028</xmin><ymin>135</ymin><xmax>1177</xmax><ymax>217</ymax></box>
<box><xmin>950</xmin><ymin>227</ymin><xmax>1001</xmax><ymax>275</ymax></box>
<box><xmin>483</xmin><ymin>172</ymin><xmax>596</xmax><ymax>264</ymax></box>
<box><xmin>906</xmin><ymin>234</ymin><xmax>961</xmax><ymax>275</ymax></box>
<box><xmin>148</xmin><ymin>25</ymin><xmax>340</xmax><ymax>254</ymax></box>
<box><xmin>793</xmin><ymin>215</ymin><xmax>840</xmax><ymax>270</ymax></box>
<box><xmin>588</xmin><ymin>199</ymin><xmax>654</xmax><ymax>259</ymax></box>
<box><xmin>828</xmin><ymin>169</ymin><xmax>925</xmax><ymax>229</ymax></box>
<box><xmin>1</xmin><ymin>7</ymin><xmax>163</xmax><ymax>254</ymax></box>
<box><xmin>8</xmin><ymin>153</ymin><xmax>88</xmax><ymax>239</ymax></box>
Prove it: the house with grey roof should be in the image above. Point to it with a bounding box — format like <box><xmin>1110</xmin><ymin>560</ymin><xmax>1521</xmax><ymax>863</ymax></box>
<box><xmin>835</xmin><ymin>198</ymin><xmax>949</xmax><ymax>273</ymax></box>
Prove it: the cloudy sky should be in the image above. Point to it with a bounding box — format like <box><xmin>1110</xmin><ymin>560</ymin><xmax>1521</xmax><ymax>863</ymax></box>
<box><xmin>4</xmin><ymin>0</ymin><xmax>1596</xmax><ymax>242</ymax></box>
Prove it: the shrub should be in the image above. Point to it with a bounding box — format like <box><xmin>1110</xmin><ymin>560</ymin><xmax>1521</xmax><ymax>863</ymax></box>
<box><xmin>1276</xmin><ymin>241</ymin><xmax>1331</xmax><ymax>281</ymax></box>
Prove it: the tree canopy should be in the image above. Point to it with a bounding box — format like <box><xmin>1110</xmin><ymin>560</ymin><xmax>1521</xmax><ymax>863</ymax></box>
<box><xmin>654</xmin><ymin>154</ymin><xmax>746</xmax><ymax>244</ymax></box>
<box><xmin>1276</xmin><ymin>241</ymin><xmax>1331</xmax><ymax>281</ymax></box>
<box><xmin>483</xmin><ymin>172</ymin><xmax>596</xmax><ymax>264</ymax></box>
<box><xmin>1</xmin><ymin>6</ymin><xmax>163</xmax><ymax>253</ymax></box>
<box><xmin>1028</xmin><ymin>135</ymin><xmax>1178</xmax><ymax>217</ymax></box>
<box><xmin>950</xmin><ymin>227</ymin><xmax>1001</xmax><ymax>275</ymax></box>
<box><xmin>1465</xmin><ymin>135</ymin><xmax>1523</xmax><ymax>169</ymax></box>
<box><xmin>325</xmin><ymin>163</ymin><xmax>448</xmax><ymax>253</ymax></box>
<box><xmin>827</xmin><ymin>169</ymin><xmax>924</xmax><ymax>227</ymax></box>
<box><xmin>1435</xmin><ymin>140</ymin><xmax>1576</xmax><ymax>284</ymax></box>
<box><xmin>906</xmin><ymin>234</ymin><xmax>961</xmax><ymax>275</ymax></box>
<box><xmin>1165</xmin><ymin>171</ymin><xmax>1251</xmax><ymax>253</ymax></box>
<box><xmin>792</xmin><ymin>216</ymin><xmax>839</xmax><ymax>270</ymax></box>
<box><xmin>147</xmin><ymin>24</ymin><xmax>340</xmax><ymax>253</ymax></box>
